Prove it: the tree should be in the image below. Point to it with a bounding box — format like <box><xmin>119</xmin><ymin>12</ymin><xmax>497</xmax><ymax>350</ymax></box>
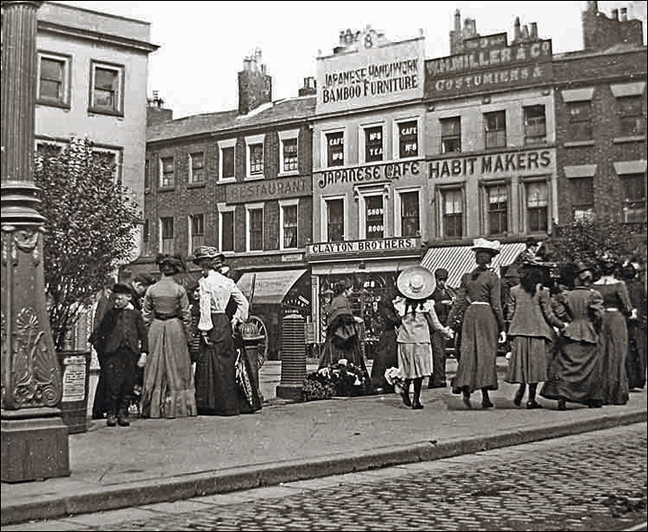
<box><xmin>34</xmin><ymin>136</ymin><xmax>142</xmax><ymax>350</ymax></box>
<box><xmin>542</xmin><ymin>216</ymin><xmax>647</xmax><ymax>270</ymax></box>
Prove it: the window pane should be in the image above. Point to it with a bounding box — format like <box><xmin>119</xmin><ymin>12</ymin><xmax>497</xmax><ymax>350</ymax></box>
<box><xmin>248</xmin><ymin>209</ymin><xmax>263</xmax><ymax>250</ymax></box>
<box><xmin>365</xmin><ymin>126</ymin><xmax>383</xmax><ymax>162</ymax></box>
<box><xmin>441</xmin><ymin>117</ymin><xmax>461</xmax><ymax>153</ymax></box>
<box><xmin>400</xmin><ymin>191</ymin><xmax>419</xmax><ymax>237</ymax></box>
<box><xmin>524</xmin><ymin>105</ymin><xmax>546</xmax><ymax>144</ymax></box>
<box><xmin>282</xmin><ymin>138</ymin><xmax>298</xmax><ymax>172</ymax></box>
<box><xmin>442</xmin><ymin>190</ymin><xmax>462</xmax><ymax>238</ymax></box>
<box><xmin>221</xmin><ymin>211</ymin><xmax>234</xmax><ymax>252</ymax></box>
<box><xmin>93</xmin><ymin>67</ymin><xmax>118</xmax><ymax>110</ymax></box>
<box><xmin>40</xmin><ymin>57</ymin><xmax>64</xmax><ymax>101</ymax></box>
<box><xmin>282</xmin><ymin>204</ymin><xmax>298</xmax><ymax>248</ymax></box>
<box><xmin>327</xmin><ymin>132</ymin><xmax>344</xmax><ymax>167</ymax></box>
<box><xmin>568</xmin><ymin>101</ymin><xmax>592</xmax><ymax>140</ymax></box>
<box><xmin>190</xmin><ymin>152</ymin><xmax>205</xmax><ymax>183</ymax></box>
<box><xmin>161</xmin><ymin>157</ymin><xmax>174</xmax><ymax>187</ymax></box>
<box><xmin>221</xmin><ymin>146</ymin><xmax>235</xmax><ymax>178</ymax></box>
<box><xmin>484</xmin><ymin>111</ymin><xmax>506</xmax><ymax>148</ymax></box>
<box><xmin>618</xmin><ymin>96</ymin><xmax>646</xmax><ymax>137</ymax></box>
<box><xmin>488</xmin><ymin>185</ymin><xmax>508</xmax><ymax>235</ymax></box>
<box><xmin>326</xmin><ymin>199</ymin><xmax>344</xmax><ymax>241</ymax></box>
<box><xmin>249</xmin><ymin>143</ymin><xmax>264</xmax><ymax>175</ymax></box>
<box><xmin>621</xmin><ymin>174</ymin><xmax>647</xmax><ymax>223</ymax></box>
<box><xmin>398</xmin><ymin>121</ymin><xmax>418</xmax><ymax>158</ymax></box>
<box><xmin>365</xmin><ymin>195</ymin><xmax>384</xmax><ymax>239</ymax></box>
<box><xmin>527</xmin><ymin>182</ymin><xmax>548</xmax><ymax>232</ymax></box>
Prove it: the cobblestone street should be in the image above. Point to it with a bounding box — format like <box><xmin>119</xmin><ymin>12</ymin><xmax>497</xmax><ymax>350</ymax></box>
<box><xmin>7</xmin><ymin>423</ymin><xmax>646</xmax><ymax>532</ymax></box>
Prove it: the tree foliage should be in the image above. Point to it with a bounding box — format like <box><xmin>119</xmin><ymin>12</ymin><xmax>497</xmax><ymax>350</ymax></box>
<box><xmin>34</xmin><ymin>136</ymin><xmax>141</xmax><ymax>350</ymax></box>
<box><xmin>543</xmin><ymin>216</ymin><xmax>647</xmax><ymax>268</ymax></box>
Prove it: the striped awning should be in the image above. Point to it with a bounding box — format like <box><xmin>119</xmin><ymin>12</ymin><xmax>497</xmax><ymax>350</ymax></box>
<box><xmin>421</xmin><ymin>242</ymin><xmax>526</xmax><ymax>288</ymax></box>
<box><xmin>237</xmin><ymin>269</ymin><xmax>307</xmax><ymax>306</ymax></box>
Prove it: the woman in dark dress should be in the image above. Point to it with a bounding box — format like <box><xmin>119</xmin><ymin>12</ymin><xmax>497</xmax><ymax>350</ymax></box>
<box><xmin>447</xmin><ymin>238</ymin><xmax>506</xmax><ymax>409</ymax></box>
<box><xmin>623</xmin><ymin>262</ymin><xmax>647</xmax><ymax>390</ymax></box>
<box><xmin>540</xmin><ymin>262</ymin><xmax>605</xmax><ymax>410</ymax></box>
<box><xmin>193</xmin><ymin>246</ymin><xmax>261</xmax><ymax>415</ymax></box>
<box><xmin>370</xmin><ymin>287</ymin><xmax>402</xmax><ymax>393</ymax></box>
<box><xmin>318</xmin><ymin>279</ymin><xmax>367</xmax><ymax>373</ymax></box>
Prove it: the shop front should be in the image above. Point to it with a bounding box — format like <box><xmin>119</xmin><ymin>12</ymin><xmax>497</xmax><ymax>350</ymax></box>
<box><xmin>307</xmin><ymin>236</ymin><xmax>422</xmax><ymax>358</ymax></box>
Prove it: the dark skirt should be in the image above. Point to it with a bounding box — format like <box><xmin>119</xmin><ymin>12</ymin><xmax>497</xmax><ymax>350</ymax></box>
<box><xmin>626</xmin><ymin>319</ymin><xmax>647</xmax><ymax>390</ymax></box>
<box><xmin>370</xmin><ymin>328</ymin><xmax>398</xmax><ymax>391</ymax></box>
<box><xmin>195</xmin><ymin>314</ymin><xmax>247</xmax><ymax>416</ymax></box>
<box><xmin>540</xmin><ymin>339</ymin><xmax>603</xmax><ymax>405</ymax></box>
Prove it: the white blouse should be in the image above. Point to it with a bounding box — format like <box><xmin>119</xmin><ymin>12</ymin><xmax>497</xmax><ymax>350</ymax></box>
<box><xmin>197</xmin><ymin>270</ymin><xmax>249</xmax><ymax>331</ymax></box>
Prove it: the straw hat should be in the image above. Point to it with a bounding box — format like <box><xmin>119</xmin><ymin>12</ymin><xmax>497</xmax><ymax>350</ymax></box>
<box><xmin>397</xmin><ymin>266</ymin><xmax>435</xmax><ymax>300</ymax></box>
<box><xmin>471</xmin><ymin>238</ymin><xmax>501</xmax><ymax>256</ymax></box>
<box><xmin>192</xmin><ymin>246</ymin><xmax>224</xmax><ymax>266</ymax></box>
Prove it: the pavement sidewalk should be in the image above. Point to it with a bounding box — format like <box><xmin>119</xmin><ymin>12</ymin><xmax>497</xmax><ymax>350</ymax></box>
<box><xmin>1</xmin><ymin>358</ymin><xmax>646</xmax><ymax>526</ymax></box>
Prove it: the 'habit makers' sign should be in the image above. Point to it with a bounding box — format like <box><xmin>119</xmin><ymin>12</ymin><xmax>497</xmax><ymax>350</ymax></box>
<box><xmin>429</xmin><ymin>149</ymin><xmax>554</xmax><ymax>179</ymax></box>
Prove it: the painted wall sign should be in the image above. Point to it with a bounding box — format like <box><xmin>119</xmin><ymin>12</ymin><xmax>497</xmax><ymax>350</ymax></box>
<box><xmin>316</xmin><ymin>160</ymin><xmax>421</xmax><ymax>189</ymax></box>
<box><xmin>317</xmin><ymin>36</ymin><xmax>425</xmax><ymax>113</ymax></box>
<box><xmin>225</xmin><ymin>176</ymin><xmax>312</xmax><ymax>204</ymax></box>
<box><xmin>425</xmin><ymin>38</ymin><xmax>553</xmax><ymax>98</ymax></box>
<box><xmin>307</xmin><ymin>237</ymin><xmax>419</xmax><ymax>256</ymax></box>
<box><xmin>429</xmin><ymin>149</ymin><xmax>554</xmax><ymax>179</ymax></box>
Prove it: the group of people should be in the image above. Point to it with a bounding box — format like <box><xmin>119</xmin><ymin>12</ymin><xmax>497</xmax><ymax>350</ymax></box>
<box><xmin>90</xmin><ymin>246</ymin><xmax>262</xmax><ymax>427</ymax></box>
<box><xmin>320</xmin><ymin>236</ymin><xmax>646</xmax><ymax>412</ymax></box>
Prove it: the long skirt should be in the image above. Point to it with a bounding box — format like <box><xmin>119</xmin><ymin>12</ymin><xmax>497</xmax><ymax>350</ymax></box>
<box><xmin>540</xmin><ymin>339</ymin><xmax>603</xmax><ymax>405</ymax></box>
<box><xmin>626</xmin><ymin>319</ymin><xmax>647</xmax><ymax>390</ymax></box>
<box><xmin>599</xmin><ymin>310</ymin><xmax>629</xmax><ymax>405</ymax></box>
<box><xmin>398</xmin><ymin>342</ymin><xmax>433</xmax><ymax>380</ymax></box>
<box><xmin>370</xmin><ymin>328</ymin><xmax>398</xmax><ymax>390</ymax></box>
<box><xmin>195</xmin><ymin>314</ymin><xmax>261</xmax><ymax>416</ymax></box>
<box><xmin>505</xmin><ymin>336</ymin><xmax>550</xmax><ymax>385</ymax></box>
<box><xmin>452</xmin><ymin>304</ymin><xmax>499</xmax><ymax>394</ymax></box>
<box><xmin>318</xmin><ymin>325</ymin><xmax>367</xmax><ymax>373</ymax></box>
<box><xmin>141</xmin><ymin>318</ymin><xmax>197</xmax><ymax>419</ymax></box>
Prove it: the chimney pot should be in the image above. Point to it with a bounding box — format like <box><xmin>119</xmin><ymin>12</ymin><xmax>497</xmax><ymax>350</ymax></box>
<box><xmin>611</xmin><ymin>8</ymin><xmax>619</xmax><ymax>20</ymax></box>
<box><xmin>530</xmin><ymin>22</ymin><xmax>538</xmax><ymax>39</ymax></box>
<box><xmin>620</xmin><ymin>7</ymin><xmax>627</xmax><ymax>21</ymax></box>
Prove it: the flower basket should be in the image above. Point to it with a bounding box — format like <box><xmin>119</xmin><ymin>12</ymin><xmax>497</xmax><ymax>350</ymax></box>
<box><xmin>301</xmin><ymin>359</ymin><xmax>373</xmax><ymax>402</ymax></box>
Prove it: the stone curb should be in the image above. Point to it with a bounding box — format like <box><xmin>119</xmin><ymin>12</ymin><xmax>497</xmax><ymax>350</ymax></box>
<box><xmin>2</xmin><ymin>410</ymin><xmax>645</xmax><ymax>526</ymax></box>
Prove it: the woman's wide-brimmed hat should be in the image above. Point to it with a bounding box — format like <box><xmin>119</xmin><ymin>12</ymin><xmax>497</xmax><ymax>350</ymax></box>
<box><xmin>471</xmin><ymin>238</ymin><xmax>501</xmax><ymax>256</ymax></box>
<box><xmin>192</xmin><ymin>246</ymin><xmax>225</xmax><ymax>266</ymax></box>
<box><xmin>397</xmin><ymin>266</ymin><xmax>435</xmax><ymax>300</ymax></box>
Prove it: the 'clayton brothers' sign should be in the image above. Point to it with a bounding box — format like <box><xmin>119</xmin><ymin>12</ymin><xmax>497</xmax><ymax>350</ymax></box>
<box><xmin>425</xmin><ymin>37</ymin><xmax>553</xmax><ymax>98</ymax></box>
<box><xmin>429</xmin><ymin>149</ymin><xmax>554</xmax><ymax>179</ymax></box>
<box><xmin>307</xmin><ymin>237</ymin><xmax>420</xmax><ymax>257</ymax></box>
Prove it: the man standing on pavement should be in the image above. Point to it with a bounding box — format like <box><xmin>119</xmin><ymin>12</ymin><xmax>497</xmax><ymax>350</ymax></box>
<box><xmin>428</xmin><ymin>268</ymin><xmax>456</xmax><ymax>389</ymax></box>
<box><xmin>128</xmin><ymin>273</ymin><xmax>155</xmax><ymax>410</ymax></box>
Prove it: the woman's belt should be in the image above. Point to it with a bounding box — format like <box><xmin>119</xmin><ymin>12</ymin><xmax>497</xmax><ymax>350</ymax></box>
<box><xmin>154</xmin><ymin>313</ymin><xmax>178</xmax><ymax>321</ymax></box>
<box><xmin>470</xmin><ymin>301</ymin><xmax>490</xmax><ymax>305</ymax></box>
<box><xmin>605</xmin><ymin>307</ymin><xmax>619</xmax><ymax>311</ymax></box>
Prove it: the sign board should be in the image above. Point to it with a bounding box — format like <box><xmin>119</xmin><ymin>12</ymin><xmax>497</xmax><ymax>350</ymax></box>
<box><xmin>425</xmin><ymin>37</ymin><xmax>553</xmax><ymax>99</ymax></box>
<box><xmin>306</xmin><ymin>237</ymin><xmax>420</xmax><ymax>258</ymax></box>
<box><xmin>225</xmin><ymin>176</ymin><xmax>312</xmax><ymax>204</ymax></box>
<box><xmin>317</xmin><ymin>34</ymin><xmax>425</xmax><ymax>114</ymax></box>
<box><xmin>429</xmin><ymin>149</ymin><xmax>555</xmax><ymax>179</ymax></box>
<box><xmin>316</xmin><ymin>159</ymin><xmax>421</xmax><ymax>189</ymax></box>
<box><xmin>61</xmin><ymin>354</ymin><xmax>87</xmax><ymax>402</ymax></box>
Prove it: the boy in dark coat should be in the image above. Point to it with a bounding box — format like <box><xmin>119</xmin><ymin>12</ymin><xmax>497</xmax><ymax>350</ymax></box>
<box><xmin>90</xmin><ymin>283</ymin><xmax>149</xmax><ymax>427</ymax></box>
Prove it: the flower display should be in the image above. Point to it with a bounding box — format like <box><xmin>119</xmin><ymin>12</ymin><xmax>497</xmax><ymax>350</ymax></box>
<box><xmin>301</xmin><ymin>361</ymin><xmax>373</xmax><ymax>402</ymax></box>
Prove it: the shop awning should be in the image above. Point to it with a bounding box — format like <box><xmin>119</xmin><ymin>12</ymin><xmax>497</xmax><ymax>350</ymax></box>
<box><xmin>421</xmin><ymin>242</ymin><xmax>526</xmax><ymax>288</ymax></box>
<box><xmin>237</xmin><ymin>269</ymin><xmax>307</xmax><ymax>306</ymax></box>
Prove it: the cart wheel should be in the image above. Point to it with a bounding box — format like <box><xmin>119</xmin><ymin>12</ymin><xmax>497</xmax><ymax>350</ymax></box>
<box><xmin>247</xmin><ymin>314</ymin><xmax>268</xmax><ymax>368</ymax></box>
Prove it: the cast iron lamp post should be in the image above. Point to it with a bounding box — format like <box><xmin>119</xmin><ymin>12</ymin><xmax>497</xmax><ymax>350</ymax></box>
<box><xmin>1</xmin><ymin>0</ymin><xmax>70</xmax><ymax>482</ymax></box>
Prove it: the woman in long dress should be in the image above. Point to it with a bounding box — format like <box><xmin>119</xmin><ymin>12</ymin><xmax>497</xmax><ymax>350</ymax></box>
<box><xmin>193</xmin><ymin>246</ymin><xmax>260</xmax><ymax>415</ymax></box>
<box><xmin>448</xmin><ymin>239</ymin><xmax>506</xmax><ymax>409</ymax></box>
<box><xmin>540</xmin><ymin>262</ymin><xmax>605</xmax><ymax>410</ymax></box>
<box><xmin>593</xmin><ymin>256</ymin><xmax>633</xmax><ymax>405</ymax></box>
<box><xmin>505</xmin><ymin>262</ymin><xmax>566</xmax><ymax>409</ymax></box>
<box><xmin>140</xmin><ymin>254</ymin><xmax>197</xmax><ymax>419</ymax></box>
<box><xmin>370</xmin><ymin>286</ymin><xmax>401</xmax><ymax>393</ymax></box>
<box><xmin>318</xmin><ymin>279</ymin><xmax>367</xmax><ymax>373</ymax></box>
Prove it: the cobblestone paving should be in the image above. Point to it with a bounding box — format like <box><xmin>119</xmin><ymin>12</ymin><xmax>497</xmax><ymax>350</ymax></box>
<box><xmin>6</xmin><ymin>423</ymin><xmax>646</xmax><ymax>531</ymax></box>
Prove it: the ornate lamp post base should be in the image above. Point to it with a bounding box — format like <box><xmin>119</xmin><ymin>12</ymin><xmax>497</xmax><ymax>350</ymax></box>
<box><xmin>1</xmin><ymin>408</ymin><xmax>69</xmax><ymax>482</ymax></box>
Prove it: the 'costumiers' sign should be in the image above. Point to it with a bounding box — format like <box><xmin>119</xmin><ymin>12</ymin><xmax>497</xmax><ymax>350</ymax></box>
<box><xmin>425</xmin><ymin>37</ymin><xmax>553</xmax><ymax>98</ymax></box>
<box><xmin>317</xmin><ymin>33</ymin><xmax>425</xmax><ymax>113</ymax></box>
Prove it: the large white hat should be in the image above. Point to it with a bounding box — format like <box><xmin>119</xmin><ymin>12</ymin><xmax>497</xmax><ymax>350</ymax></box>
<box><xmin>471</xmin><ymin>238</ymin><xmax>501</xmax><ymax>255</ymax></box>
<box><xmin>397</xmin><ymin>266</ymin><xmax>435</xmax><ymax>300</ymax></box>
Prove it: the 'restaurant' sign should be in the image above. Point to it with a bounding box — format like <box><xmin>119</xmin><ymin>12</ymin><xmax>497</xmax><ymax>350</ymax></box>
<box><xmin>425</xmin><ymin>37</ymin><xmax>553</xmax><ymax>98</ymax></box>
<box><xmin>225</xmin><ymin>176</ymin><xmax>312</xmax><ymax>204</ymax></box>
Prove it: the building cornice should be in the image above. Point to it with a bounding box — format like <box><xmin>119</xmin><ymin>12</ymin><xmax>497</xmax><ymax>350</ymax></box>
<box><xmin>38</xmin><ymin>20</ymin><xmax>159</xmax><ymax>54</ymax></box>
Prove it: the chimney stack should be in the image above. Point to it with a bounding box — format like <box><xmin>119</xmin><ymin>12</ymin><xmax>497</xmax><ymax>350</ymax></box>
<box><xmin>238</xmin><ymin>48</ymin><xmax>272</xmax><ymax>115</ymax></box>
<box><xmin>298</xmin><ymin>76</ymin><xmax>317</xmax><ymax>97</ymax></box>
<box><xmin>530</xmin><ymin>22</ymin><xmax>538</xmax><ymax>39</ymax></box>
<box><xmin>620</xmin><ymin>7</ymin><xmax>627</xmax><ymax>21</ymax></box>
<box><xmin>611</xmin><ymin>8</ymin><xmax>619</xmax><ymax>20</ymax></box>
<box><xmin>147</xmin><ymin>91</ymin><xmax>173</xmax><ymax>126</ymax></box>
